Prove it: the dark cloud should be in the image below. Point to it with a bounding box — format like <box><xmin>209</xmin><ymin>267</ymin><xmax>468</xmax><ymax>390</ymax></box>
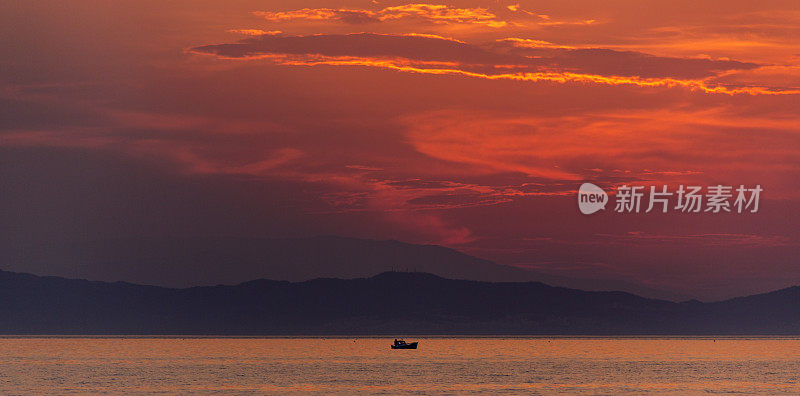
<box><xmin>192</xmin><ymin>33</ymin><xmax>759</xmax><ymax>79</ymax></box>
<box><xmin>497</xmin><ymin>45</ymin><xmax>759</xmax><ymax>79</ymax></box>
<box><xmin>192</xmin><ymin>33</ymin><xmax>515</xmax><ymax>65</ymax></box>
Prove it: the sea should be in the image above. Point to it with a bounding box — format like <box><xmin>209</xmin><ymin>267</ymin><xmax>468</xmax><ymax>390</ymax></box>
<box><xmin>1</xmin><ymin>336</ymin><xmax>799</xmax><ymax>394</ymax></box>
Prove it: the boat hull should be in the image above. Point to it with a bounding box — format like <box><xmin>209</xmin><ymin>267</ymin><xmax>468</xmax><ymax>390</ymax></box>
<box><xmin>390</xmin><ymin>342</ymin><xmax>418</xmax><ymax>349</ymax></box>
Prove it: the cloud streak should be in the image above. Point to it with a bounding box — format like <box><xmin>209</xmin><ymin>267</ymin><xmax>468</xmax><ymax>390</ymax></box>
<box><xmin>255</xmin><ymin>4</ymin><xmax>507</xmax><ymax>27</ymax></box>
<box><xmin>191</xmin><ymin>33</ymin><xmax>787</xmax><ymax>95</ymax></box>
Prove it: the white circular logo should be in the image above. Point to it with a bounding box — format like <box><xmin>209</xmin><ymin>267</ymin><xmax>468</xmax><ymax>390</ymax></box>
<box><xmin>578</xmin><ymin>183</ymin><xmax>608</xmax><ymax>214</ymax></box>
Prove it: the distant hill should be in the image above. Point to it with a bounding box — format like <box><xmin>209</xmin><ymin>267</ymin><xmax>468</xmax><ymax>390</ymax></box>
<box><xmin>1</xmin><ymin>236</ymin><xmax>688</xmax><ymax>300</ymax></box>
<box><xmin>0</xmin><ymin>270</ymin><xmax>798</xmax><ymax>334</ymax></box>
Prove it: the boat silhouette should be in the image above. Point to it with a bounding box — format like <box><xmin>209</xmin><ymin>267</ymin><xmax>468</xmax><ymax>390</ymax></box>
<box><xmin>391</xmin><ymin>339</ymin><xmax>418</xmax><ymax>349</ymax></box>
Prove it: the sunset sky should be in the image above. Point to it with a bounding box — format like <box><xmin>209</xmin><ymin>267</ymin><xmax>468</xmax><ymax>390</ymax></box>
<box><xmin>1</xmin><ymin>0</ymin><xmax>799</xmax><ymax>300</ymax></box>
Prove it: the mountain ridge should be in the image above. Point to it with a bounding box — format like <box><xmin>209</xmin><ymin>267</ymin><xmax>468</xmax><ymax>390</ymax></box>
<box><xmin>1</xmin><ymin>269</ymin><xmax>798</xmax><ymax>335</ymax></box>
<box><xmin>1</xmin><ymin>235</ymin><xmax>691</xmax><ymax>301</ymax></box>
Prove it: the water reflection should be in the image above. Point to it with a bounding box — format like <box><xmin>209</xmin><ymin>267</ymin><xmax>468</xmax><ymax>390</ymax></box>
<box><xmin>1</xmin><ymin>337</ymin><xmax>799</xmax><ymax>394</ymax></box>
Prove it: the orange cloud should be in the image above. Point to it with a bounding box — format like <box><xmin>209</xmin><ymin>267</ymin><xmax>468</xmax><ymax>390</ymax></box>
<box><xmin>499</xmin><ymin>37</ymin><xmax>576</xmax><ymax>49</ymax></box>
<box><xmin>400</xmin><ymin>108</ymin><xmax>800</xmax><ymax>197</ymax></box>
<box><xmin>227</xmin><ymin>29</ymin><xmax>283</xmax><ymax>36</ymax></box>
<box><xmin>311</xmin><ymin>58</ymin><xmax>796</xmax><ymax>95</ymax></box>
<box><xmin>254</xmin><ymin>4</ymin><xmax>507</xmax><ymax>27</ymax></box>
<box><xmin>249</xmin><ymin>3</ymin><xmax>602</xmax><ymax>32</ymax></box>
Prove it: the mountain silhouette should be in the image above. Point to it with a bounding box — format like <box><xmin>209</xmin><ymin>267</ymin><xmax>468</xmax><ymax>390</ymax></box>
<box><xmin>1</xmin><ymin>236</ymin><xmax>688</xmax><ymax>300</ymax></box>
<box><xmin>0</xmin><ymin>270</ymin><xmax>798</xmax><ymax>334</ymax></box>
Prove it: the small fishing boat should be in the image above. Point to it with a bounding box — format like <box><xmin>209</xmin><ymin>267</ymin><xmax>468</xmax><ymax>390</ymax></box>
<box><xmin>391</xmin><ymin>339</ymin><xmax>418</xmax><ymax>349</ymax></box>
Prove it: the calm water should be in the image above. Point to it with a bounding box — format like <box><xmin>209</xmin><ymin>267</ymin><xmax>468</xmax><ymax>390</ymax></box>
<box><xmin>1</xmin><ymin>336</ymin><xmax>799</xmax><ymax>394</ymax></box>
